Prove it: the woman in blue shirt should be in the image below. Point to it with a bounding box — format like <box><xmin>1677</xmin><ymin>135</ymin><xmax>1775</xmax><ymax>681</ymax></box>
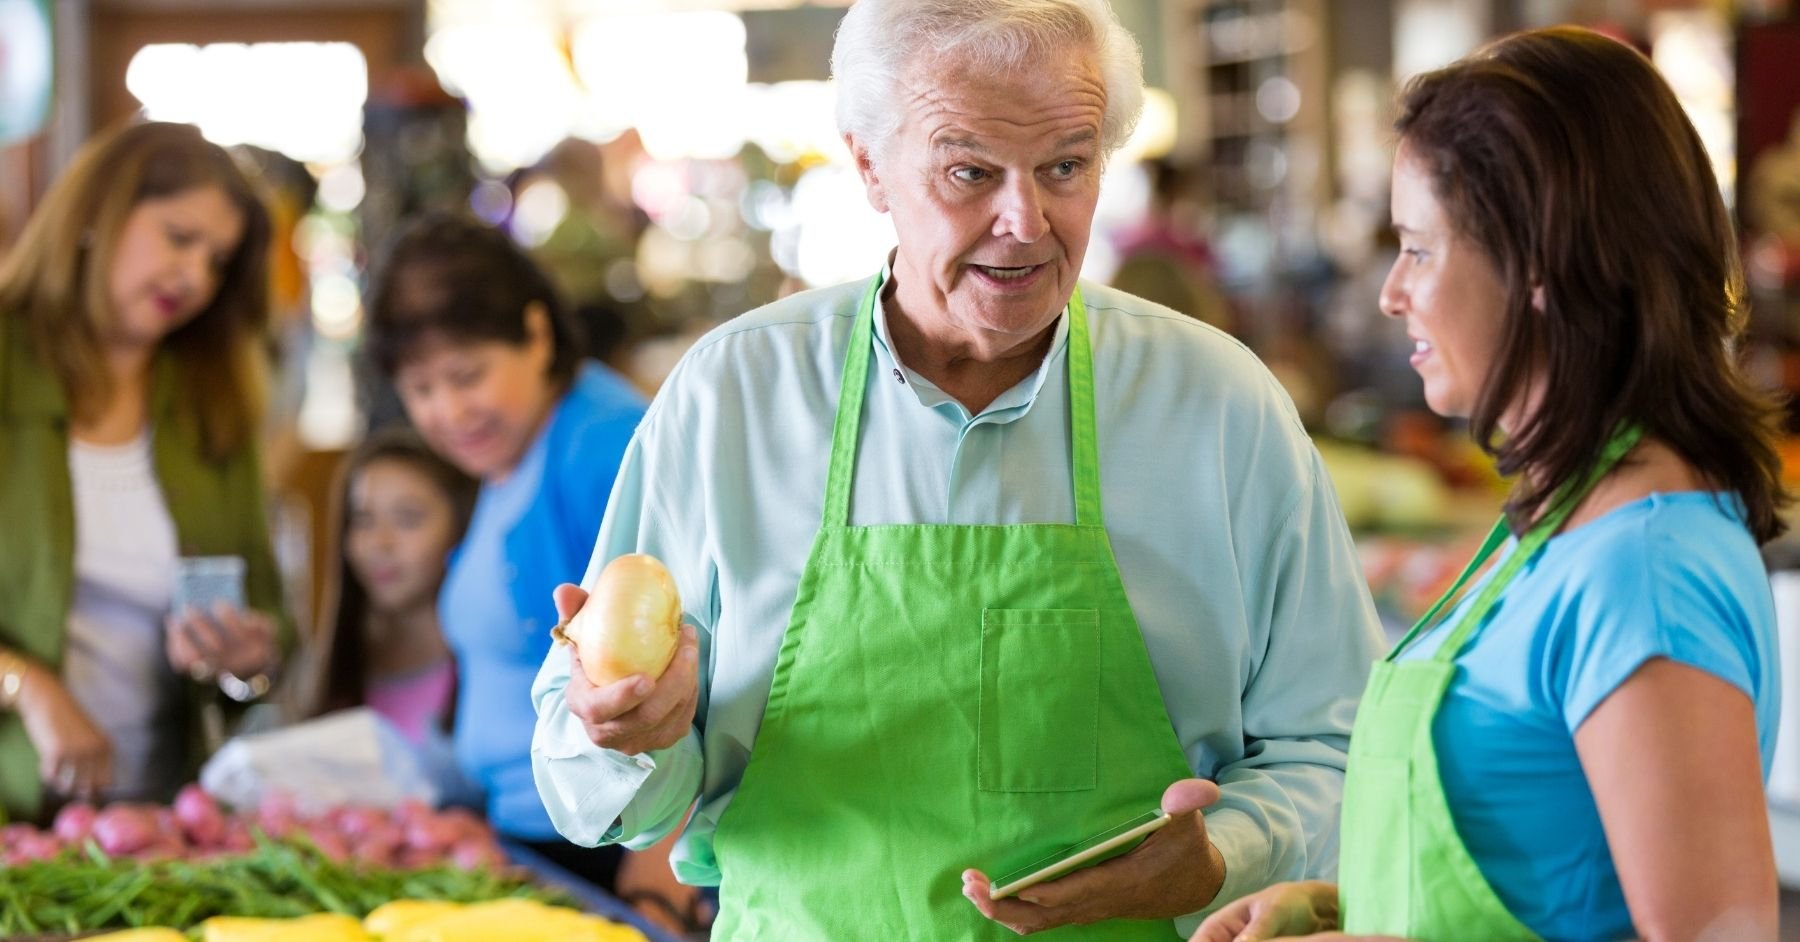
<box><xmin>363</xmin><ymin>215</ymin><xmax>647</xmax><ymax>888</ymax></box>
<box><xmin>1198</xmin><ymin>27</ymin><xmax>1785</xmax><ymax>942</ymax></box>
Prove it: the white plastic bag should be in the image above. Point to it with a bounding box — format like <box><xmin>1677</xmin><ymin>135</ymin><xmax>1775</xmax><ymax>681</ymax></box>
<box><xmin>200</xmin><ymin>707</ymin><xmax>440</xmax><ymax>815</ymax></box>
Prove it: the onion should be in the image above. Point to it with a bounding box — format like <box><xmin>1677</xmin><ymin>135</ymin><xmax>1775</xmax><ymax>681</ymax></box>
<box><xmin>552</xmin><ymin>554</ymin><xmax>681</xmax><ymax>687</ymax></box>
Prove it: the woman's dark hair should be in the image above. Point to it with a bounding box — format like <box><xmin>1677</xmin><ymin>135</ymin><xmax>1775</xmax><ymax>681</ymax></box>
<box><xmin>364</xmin><ymin>212</ymin><xmax>585</xmax><ymax>387</ymax></box>
<box><xmin>291</xmin><ymin>428</ymin><xmax>478</xmax><ymax>721</ymax></box>
<box><xmin>1396</xmin><ymin>26</ymin><xmax>1788</xmax><ymax>542</ymax></box>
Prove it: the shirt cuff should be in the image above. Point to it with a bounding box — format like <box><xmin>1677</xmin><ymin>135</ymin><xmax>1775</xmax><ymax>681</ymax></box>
<box><xmin>1173</xmin><ymin>807</ymin><xmax>1270</xmax><ymax>937</ymax></box>
<box><xmin>530</xmin><ymin>707</ymin><xmax>657</xmax><ymax>847</ymax></box>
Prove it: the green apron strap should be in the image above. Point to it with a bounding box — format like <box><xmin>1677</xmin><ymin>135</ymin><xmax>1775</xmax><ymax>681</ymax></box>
<box><xmin>1394</xmin><ymin>424</ymin><xmax>1647</xmax><ymax>664</ymax></box>
<box><xmin>823</xmin><ymin>277</ymin><xmax>1099</xmax><ymax>530</ymax></box>
<box><xmin>1066</xmin><ymin>288</ymin><xmax>1102</xmax><ymax>528</ymax></box>
<box><xmin>821</xmin><ymin>275</ymin><xmax>884</xmax><ymax>530</ymax></box>
<box><xmin>1385</xmin><ymin>517</ymin><xmax>1511</xmax><ymax>661</ymax></box>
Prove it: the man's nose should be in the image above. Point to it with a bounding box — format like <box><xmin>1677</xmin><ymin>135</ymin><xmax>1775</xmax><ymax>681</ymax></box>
<box><xmin>993</xmin><ymin>178</ymin><xmax>1049</xmax><ymax>244</ymax></box>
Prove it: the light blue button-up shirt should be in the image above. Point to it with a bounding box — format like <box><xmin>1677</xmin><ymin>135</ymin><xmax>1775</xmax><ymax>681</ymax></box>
<box><xmin>532</xmin><ymin>271</ymin><xmax>1383</xmax><ymax>929</ymax></box>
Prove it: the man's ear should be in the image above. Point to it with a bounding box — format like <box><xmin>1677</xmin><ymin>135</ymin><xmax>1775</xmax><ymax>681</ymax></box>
<box><xmin>845</xmin><ymin>133</ymin><xmax>889</xmax><ymax>213</ymax></box>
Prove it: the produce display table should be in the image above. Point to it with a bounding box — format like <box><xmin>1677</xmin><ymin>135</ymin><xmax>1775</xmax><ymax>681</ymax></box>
<box><xmin>500</xmin><ymin>839</ymin><xmax>689</xmax><ymax>942</ymax></box>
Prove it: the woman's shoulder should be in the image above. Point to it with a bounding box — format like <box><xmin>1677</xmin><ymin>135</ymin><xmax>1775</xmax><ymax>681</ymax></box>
<box><xmin>548</xmin><ymin>363</ymin><xmax>647</xmax><ymax>461</ymax></box>
<box><xmin>1554</xmin><ymin>492</ymin><xmax>1763</xmax><ymax>588</ymax></box>
<box><xmin>1534</xmin><ymin>492</ymin><xmax>1773</xmax><ymax>722</ymax></box>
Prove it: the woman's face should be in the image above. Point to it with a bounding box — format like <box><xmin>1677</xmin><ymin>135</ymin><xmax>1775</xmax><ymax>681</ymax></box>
<box><xmin>1379</xmin><ymin>143</ymin><xmax>1512</xmax><ymax>421</ymax></box>
<box><xmin>391</xmin><ymin>307</ymin><xmax>557</xmax><ymax>481</ymax></box>
<box><xmin>106</xmin><ymin>185</ymin><xmax>245</xmax><ymax>353</ymax></box>
<box><xmin>346</xmin><ymin>458</ymin><xmax>460</xmax><ymax>616</ymax></box>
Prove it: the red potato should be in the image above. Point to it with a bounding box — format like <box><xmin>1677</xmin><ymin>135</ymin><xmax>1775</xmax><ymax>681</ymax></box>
<box><xmin>351</xmin><ymin>829</ymin><xmax>402</xmax><ymax>868</ymax></box>
<box><xmin>52</xmin><ymin>802</ymin><xmax>97</xmax><ymax>844</ymax></box>
<box><xmin>436</xmin><ymin>806</ymin><xmax>486</xmax><ymax>841</ymax></box>
<box><xmin>304</xmin><ymin>827</ymin><xmax>351</xmax><ymax>863</ymax></box>
<box><xmin>450</xmin><ymin>838</ymin><xmax>505</xmax><ymax>870</ymax></box>
<box><xmin>133</xmin><ymin>837</ymin><xmax>186</xmax><ymax>862</ymax></box>
<box><xmin>392</xmin><ymin>798</ymin><xmax>430</xmax><ymax>825</ymax></box>
<box><xmin>174</xmin><ymin>784</ymin><xmax>226</xmax><ymax>847</ymax></box>
<box><xmin>332</xmin><ymin>805</ymin><xmax>386</xmax><ymax>841</ymax></box>
<box><xmin>219</xmin><ymin>816</ymin><xmax>255</xmax><ymax>852</ymax></box>
<box><xmin>404</xmin><ymin>815</ymin><xmax>460</xmax><ymax>854</ymax></box>
<box><xmin>395</xmin><ymin>846</ymin><xmax>443</xmax><ymax>870</ymax></box>
<box><xmin>13</xmin><ymin>831</ymin><xmax>63</xmax><ymax>862</ymax></box>
<box><xmin>92</xmin><ymin>805</ymin><xmax>160</xmax><ymax>856</ymax></box>
<box><xmin>257</xmin><ymin>792</ymin><xmax>301</xmax><ymax>837</ymax></box>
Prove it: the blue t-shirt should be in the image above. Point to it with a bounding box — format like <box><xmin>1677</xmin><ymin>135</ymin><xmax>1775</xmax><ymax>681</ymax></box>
<box><xmin>1398</xmin><ymin>492</ymin><xmax>1777</xmax><ymax>942</ymax></box>
<box><xmin>440</xmin><ymin>363</ymin><xmax>646</xmax><ymax>838</ymax></box>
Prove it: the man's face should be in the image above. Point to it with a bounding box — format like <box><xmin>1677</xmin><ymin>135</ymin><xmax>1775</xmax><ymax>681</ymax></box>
<box><xmin>854</xmin><ymin>45</ymin><xmax>1107</xmax><ymax>350</ymax></box>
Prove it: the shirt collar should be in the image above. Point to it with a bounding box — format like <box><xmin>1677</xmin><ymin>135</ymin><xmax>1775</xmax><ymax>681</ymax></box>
<box><xmin>867</xmin><ymin>254</ymin><xmax>1071</xmax><ymax>425</ymax></box>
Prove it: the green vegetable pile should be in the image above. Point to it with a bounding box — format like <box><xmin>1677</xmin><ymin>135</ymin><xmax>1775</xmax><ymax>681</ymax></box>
<box><xmin>0</xmin><ymin>836</ymin><xmax>571</xmax><ymax>937</ymax></box>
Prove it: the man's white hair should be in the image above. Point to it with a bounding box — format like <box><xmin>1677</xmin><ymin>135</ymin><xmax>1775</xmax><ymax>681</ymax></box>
<box><xmin>831</xmin><ymin>0</ymin><xmax>1145</xmax><ymax>166</ymax></box>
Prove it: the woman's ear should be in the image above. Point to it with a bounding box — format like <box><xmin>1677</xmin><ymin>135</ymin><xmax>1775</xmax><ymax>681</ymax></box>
<box><xmin>1531</xmin><ymin>284</ymin><xmax>1546</xmax><ymax>312</ymax></box>
<box><xmin>523</xmin><ymin>301</ymin><xmax>555</xmax><ymax>372</ymax></box>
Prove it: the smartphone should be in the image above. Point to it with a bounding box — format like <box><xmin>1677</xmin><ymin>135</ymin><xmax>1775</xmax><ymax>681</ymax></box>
<box><xmin>172</xmin><ymin>555</ymin><xmax>246</xmax><ymax>615</ymax></box>
<box><xmin>987</xmin><ymin>809</ymin><xmax>1172</xmax><ymax>901</ymax></box>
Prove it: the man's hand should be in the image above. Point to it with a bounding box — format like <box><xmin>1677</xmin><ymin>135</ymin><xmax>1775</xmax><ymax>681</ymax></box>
<box><xmin>556</xmin><ymin>582</ymin><xmax>700</xmax><ymax>755</ymax></box>
<box><xmin>1191</xmin><ymin>880</ymin><xmax>1339</xmax><ymax>941</ymax></box>
<box><xmin>961</xmin><ymin>778</ymin><xmax>1227</xmax><ymax>935</ymax></box>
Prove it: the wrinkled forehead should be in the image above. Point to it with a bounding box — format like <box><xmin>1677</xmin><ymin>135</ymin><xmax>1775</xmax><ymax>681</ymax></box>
<box><xmin>895</xmin><ymin>45</ymin><xmax>1107</xmax><ymax>145</ymax></box>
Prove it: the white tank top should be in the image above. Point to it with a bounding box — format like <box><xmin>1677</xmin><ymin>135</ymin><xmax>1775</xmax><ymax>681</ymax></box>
<box><xmin>62</xmin><ymin>431</ymin><xmax>183</xmax><ymax>801</ymax></box>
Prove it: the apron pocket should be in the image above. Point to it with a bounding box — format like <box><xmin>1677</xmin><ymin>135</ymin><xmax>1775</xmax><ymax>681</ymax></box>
<box><xmin>978</xmin><ymin>608</ymin><xmax>1099</xmax><ymax>793</ymax></box>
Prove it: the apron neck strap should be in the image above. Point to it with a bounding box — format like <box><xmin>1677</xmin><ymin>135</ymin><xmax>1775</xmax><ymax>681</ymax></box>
<box><xmin>1390</xmin><ymin>423</ymin><xmax>1646</xmax><ymax>663</ymax></box>
<box><xmin>821</xmin><ymin>274</ymin><xmax>1101</xmax><ymax>529</ymax></box>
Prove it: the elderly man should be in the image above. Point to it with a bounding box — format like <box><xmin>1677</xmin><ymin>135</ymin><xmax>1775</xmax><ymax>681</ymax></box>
<box><xmin>531</xmin><ymin>0</ymin><xmax>1382</xmax><ymax>936</ymax></box>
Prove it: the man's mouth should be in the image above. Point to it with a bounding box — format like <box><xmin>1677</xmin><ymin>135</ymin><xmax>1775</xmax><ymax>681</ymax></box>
<box><xmin>973</xmin><ymin>263</ymin><xmax>1041</xmax><ymax>281</ymax></box>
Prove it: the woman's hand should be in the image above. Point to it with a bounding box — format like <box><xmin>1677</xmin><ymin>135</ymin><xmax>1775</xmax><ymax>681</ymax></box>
<box><xmin>14</xmin><ymin>662</ymin><xmax>112</xmax><ymax>799</ymax></box>
<box><xmin>1191</xmin><ymin>881</ymin><xmax>1340</xmax><ymax>941</ymax></box>
<box><xmin>165</xmin><ymin>604</ymin><xmax>279</xmax><ymax>681</ymax></box>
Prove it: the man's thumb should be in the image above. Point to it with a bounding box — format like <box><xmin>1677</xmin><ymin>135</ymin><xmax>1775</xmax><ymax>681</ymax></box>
<box><xmin>1162</xmin><ymin>778</ymin><xmax>1222</xmax><ymax>816</ymax></box>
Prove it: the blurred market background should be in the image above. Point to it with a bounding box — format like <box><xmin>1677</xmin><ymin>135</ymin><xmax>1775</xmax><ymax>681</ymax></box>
<box><xmin>5</xmin><ymin>0</ymin><xmax>1800</xmax><ymax>923</ymax></box>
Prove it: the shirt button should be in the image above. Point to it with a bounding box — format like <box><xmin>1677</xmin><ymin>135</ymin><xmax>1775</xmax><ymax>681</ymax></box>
<box><xmin>892</xmin><ymin>368</ymin><xmax>906</xmax><ymax>384</ymax></box>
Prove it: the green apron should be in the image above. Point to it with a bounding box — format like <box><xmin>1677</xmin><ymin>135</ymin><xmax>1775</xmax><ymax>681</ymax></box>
<box><xmin>709</xmin><ymin>277</ymin><xmax>1192</xmax><ymax>940</ymax></box>
<box><xmin>1339</xmin><ymin>426</ymin><xmax>1644</xmax><ymax>939</ymax></box>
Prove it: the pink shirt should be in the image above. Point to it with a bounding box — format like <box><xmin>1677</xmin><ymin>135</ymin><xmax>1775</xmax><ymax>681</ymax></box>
<box><xmin>365</xmin><ymin>659</ymin><xmax>455</xmax><ymax>744</ymax></box>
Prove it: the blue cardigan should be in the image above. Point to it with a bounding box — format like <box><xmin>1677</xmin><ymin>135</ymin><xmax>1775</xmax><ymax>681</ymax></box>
<box><xmin>442</xmin><ymin>362</ymin><xmax>646</xmax><ymax>837</ymax></box>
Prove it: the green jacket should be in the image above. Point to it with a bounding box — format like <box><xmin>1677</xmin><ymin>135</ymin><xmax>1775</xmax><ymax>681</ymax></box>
<box><xmin>0</xmin><ymin>316</ymin><xmax>291</xmax><ymax>823</ymax></box>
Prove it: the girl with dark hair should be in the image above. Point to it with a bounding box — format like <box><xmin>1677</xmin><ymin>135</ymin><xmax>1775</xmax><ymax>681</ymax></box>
<box><xmin>1198</xmin><ymin>27</ymin><xmax>1784</xmax><ymax>941</ymax></box>
<box><xmin>288</xmin><ymin>430</ymin><xmax>475</xmax><ymax>744</ymax></box>
<box><xmin>363</xmin><ymin>213</ymin><xmax>647</xmax><ymax>890</ymax></box>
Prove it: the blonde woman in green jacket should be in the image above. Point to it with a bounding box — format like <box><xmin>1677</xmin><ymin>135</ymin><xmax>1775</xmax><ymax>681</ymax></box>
<box><xmin>0</xmin><ymin>122</ymin><xmax>290</xmax><ymax>823</ymax></box>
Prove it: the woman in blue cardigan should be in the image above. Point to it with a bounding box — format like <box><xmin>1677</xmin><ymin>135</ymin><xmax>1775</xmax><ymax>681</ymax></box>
<box><xmin>363</xmin><ymin>214</ymin><xmax>646</xmax><ymax>886</ymax></box>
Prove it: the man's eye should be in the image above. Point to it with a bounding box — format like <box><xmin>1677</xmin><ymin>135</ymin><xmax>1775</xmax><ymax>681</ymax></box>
<box><xmin>951</xmin><ymin>167</ymin><xmax>989</xmax><ymax>184</ymax></box>
<box><xmin>1050</xmin><ymin>160</ymin><xmax>1081</xmax><ymax>178</ymax></box>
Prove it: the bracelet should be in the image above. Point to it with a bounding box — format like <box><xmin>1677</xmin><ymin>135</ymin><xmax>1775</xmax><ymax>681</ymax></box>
<box><xmin>0</xmin><ymin>651</ymin><xmax>29</xmax><ymax>711</ymax></box>
<box><xmin>217</xmin><ymin>670</ymin><xmax>272</xmax><ymax>703</ymax></box>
